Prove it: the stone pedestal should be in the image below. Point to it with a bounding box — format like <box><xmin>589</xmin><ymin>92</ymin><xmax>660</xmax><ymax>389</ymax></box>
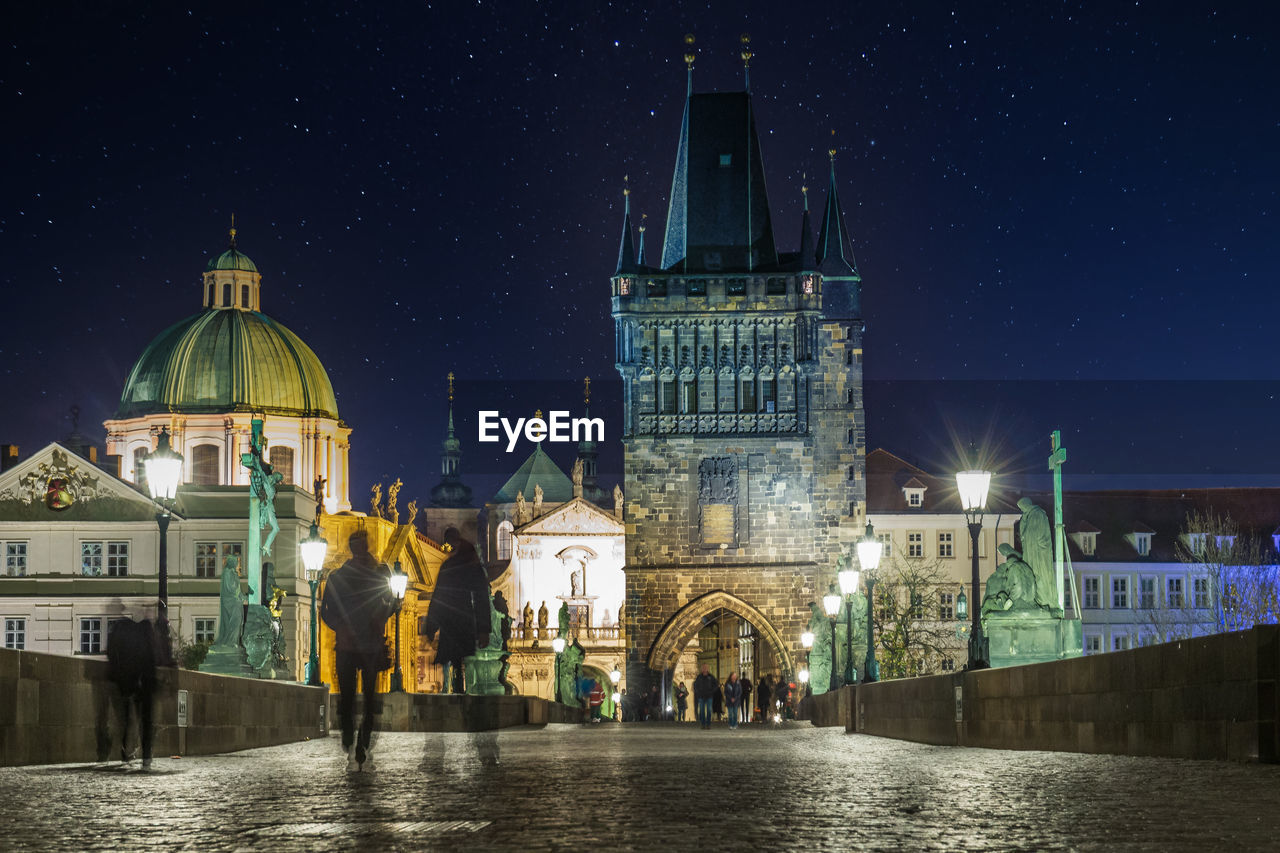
<box><xmin>199</xmin><ymin>643</ymin><xmax>253</xmax><ymax>677</ymax></box>
<box><xmin>984</xmin><ymin>613</ymin><xmax>1083</xmax><ymax>668</ymax></box>
<box><xmin>463</xmin><ymin>647</ymin><xmax>508</xmax><ymax>696</ymax></box>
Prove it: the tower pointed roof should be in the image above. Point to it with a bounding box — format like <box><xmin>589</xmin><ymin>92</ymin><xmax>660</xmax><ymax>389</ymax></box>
<box><xmin>493</xmin><ymin>444</ymin><xmax>574</xmax><ymax>504</ymax></box>
<box><xmin>797</xmin><ymin>180</ymin><xmax>815</xmax><ymax>269</ymax></box>
<box><xmin>637</xmin><ymin>215</ymin><xmax>648</xmax><ymax>267</ymax></box>
<box><xmin>815</xmin><ymin>154</ymin><xmax>859</xmax><ymax>277</ymax></box>
<box><xmin>430</xmin><ymin>372</ymin><xmax>473</xmax><ymax>508</ymax></box>
<box><xmin>615</xmin><ymin>183</ymin><xmax>638</xmax><ymax>274</ymax></box>
<box><xmin>660</xmin><ymin>90</ymin><xmax>777</xmax><ymax>272</ymax></box>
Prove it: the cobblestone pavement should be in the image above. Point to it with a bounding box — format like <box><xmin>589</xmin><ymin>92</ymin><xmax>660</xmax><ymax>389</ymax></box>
<box><xmin>3</xmin><ymin>723</ymin><xmax>1279</xmax><ymax>852</ymax></box>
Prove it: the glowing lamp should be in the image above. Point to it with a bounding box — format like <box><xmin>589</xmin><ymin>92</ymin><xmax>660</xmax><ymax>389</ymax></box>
<box><xmin>838</xmin><ymin>566</ymin><xmax>860</xmax><ymax>597</ymax></box>
<box><xmin>857</xmin><ymin>522</ymin><xmax>882</xmax><ymax>572</ymax></box>
<box><xmin>801</xmin><ymin>630</ymin><xmax>815</xmax><ymax>649</ymax></box>
<box><xmin>956</xmin><ymin>469</ymin><xmax>992</xmax><ymax>513</ymax></box>
<box><xmin>299</xmin><ymin>522</ymin><xmax>328</xmax><ymax>582</ymax></box>
<box><xmin>144</xmin><ymin>427</ymin><xmax>183</xmax><ymax>502</ymax></box>
<box><xmin>552</xmin><ymin>637</ymin><xmax>566</xmax><ymax>654</ymax></box>
<box><xmin>388</xmin><ymin>561</ymin><xmax>408</xmax><ymax>601</ymax></box>
<box><xmin>822</xmin><ymin>586</ymin><xmax>842</xmax><ymax>618</ymax></box>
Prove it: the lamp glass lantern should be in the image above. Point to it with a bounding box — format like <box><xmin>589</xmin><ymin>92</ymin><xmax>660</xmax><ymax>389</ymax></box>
<box><xmin>838</xmin><ymin>566</ymin><xmax>860</xmax><ymax>597</ymax></box>
<box><xmin>822</xmin><ymin>589</ymin><xmax>842</xmax><ymax>618</ymax></box>
<box><xmin>144</xmin><ymin>428</ymin><xmax>183</xmax><ymax>502</ymax></box>
<box><xmin>609</xmin><ymin>667</ymin><xmax>621</xmax><ymax>685</ymax></box>
<box><xmin>551</xmin><ymin>637</ymin><xmax>566</xmax><ymax>654</ymax></box>
<box><xmin>956</xmin><ymin>469</ymin><xmax>992</xmax><ymax>513</ymax></box>
<box><xmin>956</xmin><ymin>587</ymin><xmax>968</xmax><ymax>621</ymax></box>
<box><xmin>388</xmin><ymin>563</ymin><xmax>409</xmax><ymax>601</ymax></box>
<box><xmin>798</xmin><ymin>668</ymin><xmax>810</xmax><ymax>684</ymax></box>
<box><xmin>800</xmin><ymin>630</ymin><xmax>815</xmax><ymax>649</ymax></box>
<box><xmin>300</xmin><ymin>523</ymin><xmax>328</xmax><ymax>582</ymax></box>
<box><xmin>856</xmin><ymin>523</ymin><xmax>883</xmax><ymax>573</ymax></box>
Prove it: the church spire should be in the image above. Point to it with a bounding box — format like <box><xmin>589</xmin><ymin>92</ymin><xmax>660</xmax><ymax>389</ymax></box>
<box><xmin>740</xmin><ymin>33</ymin><xmax>752</xmax><ymax>93</ymax></box>
<box><xmin>430</xmin><ymin>371</ymin><xmax>473</xmax><ymax>508</ymax></box>
<box><xmin>228</xmin><ymin>213</ymin><xmax>237</xmax><ymax>248</ymax></box>
<box><xmin>615</xmin><ymin>178</ymin><xmax>638</xmax><ymax>274</ymax></box>
<box><xmin>684</xmin><ymin>33</ymin><xmax>696</xmax><ymax>96</ymax></box>
<box><xmin>576</xmin><ymin>376</ymin><xmax>604</xmax><ymax>504</ymax></box>
<box><xmin>797</xmin><ymin>175</ymin><xmax>815</xmax><ymax>269</ymax></box>
<box><xmin>637</xmin><ymin>214</ymin><xmax>648</xmax><ymax>267</ymax></box>
<box><xmin>815</xmin><ymin>139</ymin><xmax>859</xmax><ymax>277</ymax></box>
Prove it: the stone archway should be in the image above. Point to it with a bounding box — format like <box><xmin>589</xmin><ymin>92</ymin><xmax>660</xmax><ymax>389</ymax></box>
<box><xmin>646</xmin><ymin>590</ymin><xmax>796</xmax><ymax>675</ymax></box>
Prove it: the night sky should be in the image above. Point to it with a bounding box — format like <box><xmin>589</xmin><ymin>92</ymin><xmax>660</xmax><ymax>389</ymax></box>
<box><xmin>4</xmin><ymin>1</ymin><xmax>1277</xmax><ymax>507</ymax></box>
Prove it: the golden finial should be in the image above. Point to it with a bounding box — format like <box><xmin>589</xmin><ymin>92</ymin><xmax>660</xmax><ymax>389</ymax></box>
<box><xmin>623</xmin><ymin>174</ymin><xmax>630</xmax><ymax>197</ymax></box>
<box><xmin>801</xmin><ymin>172</ymin><xmax>809</xmax><ymax>211</ymax></box>
<box><xmin>229</xmin><ymin>212</ymin><xmax>237</xmax><ymax>248</ymax></box>
<box><xmin>829</xmin><ymin>129</ymin><xmax>837</xmax><ymax>162</ymax></box>
<box><xmin>740</xmin><ymin>33</ymin><xmax>753</xmax><ymax>66</ymax></box>
<box><xmin>640</xmin><ymin>213</ymin><xmax>647</xmax><ymax>232</ymax></box>
<box><xmin>447</xmin><ymin>371</ymin><xmax>455</xmax><ymax>402</ymax></box>
<box><xmin>683</xmin><ymin>33</ymin><xmax>696</xmax><ymax>69</ymax></box>
<box><xmin>583</xmin><ymin>377</ymin><xmax>592</xmax><ymax>405</ymax></box>
<box><xmin>535</xmin><ymin>409</ymin><xmax>543</xmax><ymax>420</ymax></box>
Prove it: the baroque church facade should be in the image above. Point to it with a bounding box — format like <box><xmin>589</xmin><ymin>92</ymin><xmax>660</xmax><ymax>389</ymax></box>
<box><xmin>612</xmin><ymin>66</ymin><xmax>868</xmax><ymax>698</ymax></box>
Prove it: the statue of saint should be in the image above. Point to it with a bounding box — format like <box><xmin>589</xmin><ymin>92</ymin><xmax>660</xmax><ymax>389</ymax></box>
<box><xmin>807</xmin><ymin>602</ymin><xmax>833</xmax><ymax>693</ymax></box>
<box><xmin>370</xmin><ymin>483</ymin><xmax>383</xmax><ymax>518</ymax></box>
<box><xmin>492</xmin><ymin>591</ymin><xmax>512</xmax><ymax>651</ymax></box>
<box><xmin>613</xmin><ymin>484</ymin><xmax>624</xmax><ymax>518</ymax></box>
<box><xmin>515</xmin><ymin>491</ymin><xmax>527</xmax><ymax>525</ymax></box>
<box><xmin>537</xmin><ymin>601</ymin><xmax>549</xmax><ymax>636</ymax></box>
<box><xmin>571</xmin><ymin>458</ymin><xmax>584</xmax><ymax>492</ymax></box>
<box><xmin>570</xmin><ymin>566</ymin><xmax>583</xmax><ymax>597</ymax></box>
<box><xmin>533</xmin><ymin>483</ymin><xmax>544</xmax><ymax>517</ymax></box>
<box><xmin>557</xmin><ymin>601</ymin><xmax>571</xmax><ymax>641</ymax></box>
<box><xmin>982</xmin><ymin>544</ymin><xmax>1038</xmax><ymax>617</ymax></box>
<box><xmin>213</xmin><ymin>554</ymin><xmax>245</xmax><ymax>648</ymax></box>
<box><xmin>387</xmin><ymin>478</ymin><xmax>402</xmax><ymax>525</ymax></box>
<box><xmin>405</xmin><ymin>499</ymin><xmax>419</xmax><ymax>529</ymax></box>
<box><xmin>1016</xmin><ymin>498</ymin><xmax>1058</xmax><ymax>612</ymax></box>
<box><xmin>522</xmin><ymin>601</ymin><xmax>535</xmax><ymax>637</ymax></box>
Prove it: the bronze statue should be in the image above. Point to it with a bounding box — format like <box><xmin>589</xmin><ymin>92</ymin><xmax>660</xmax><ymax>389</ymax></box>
<box><xmin>212</xmin><ymin>554</ymin><xmax>245</xmax><ymax>648</ymax></box>
<box><xmin>387</xmin><ymin>478</ymin><xmax>402</xmax><ymax>525</ymax></box>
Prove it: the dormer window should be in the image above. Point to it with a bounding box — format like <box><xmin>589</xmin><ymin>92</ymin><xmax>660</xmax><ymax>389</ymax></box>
<box><xmin>902</xmin><ymin>477</ymin><xmax>926</xmax><ymax>509</ymax></box>
<box><xmin>619</xmin><ymin>277</ymin><xmax>632</xmax><ymax>296</ymax></box>
<box><xmin>719</xmin><ymin>154</ymin><xmax>732</xmax><ymax>167</ymax></box>
<box><xmin>1079</xmin><ymin>533</ymin><xmax>1096</xmax><ymax>556</ymax></box>
<box><xmin>1127</xmin><ymin>523</ymin><xmax>1154</xmax><ymax>557</ymax></box>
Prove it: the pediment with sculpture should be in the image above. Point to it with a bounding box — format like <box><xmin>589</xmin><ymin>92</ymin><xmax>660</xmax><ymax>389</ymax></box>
<box><xmin>516</xmin><ymin>497</ymin><xmax>623</xmax><ymax>536</ymax></box>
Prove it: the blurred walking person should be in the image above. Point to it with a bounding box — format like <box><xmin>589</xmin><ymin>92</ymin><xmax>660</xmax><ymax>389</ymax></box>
<box><xmin>723</xmin><ymin>671</ymin><xmax>743</xmax><ymax>730</ymax></box>
<box><xmin>674</xmin><ymin>681</ymin><xmax>689</xmax><ymax>722</ymax></box>
<box><xmin>693</xmin><ymin>664</ymin><xmax>718</xmax><ymax>730</ymax></box>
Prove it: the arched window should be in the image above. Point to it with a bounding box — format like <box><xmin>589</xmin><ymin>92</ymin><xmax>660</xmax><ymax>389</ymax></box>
<box><xmin>222</xmin><ymin>283</ymin><xmax>231</xmax><ymax>306</ymax></box>
<box><xmin>191</xmin><ymin>444</ymin><xmax>219</xmax><ymax>485</ymax></box>
<box><xmin>241</xmin><ymin>284</ymin><xmax>250</xmax><ymax>308</ymax></box>
<box><xmin>497</xmin><ymin>521</ymin><xmax>514</xmax><ymax>561</ymax></box>
<box><xmin>132</xmin><ymin>447</ymin><xmax>149</xmax><ymax>489</ymax></box>
<box><xmin>269</xmin><ymin>446</ymin><xmax>295</xmax><ymax>485</ymax></box>
<box><xmin>207</xmin><ymin>283</ymin><xmax>214</xmax><ymax>306</ymax></box>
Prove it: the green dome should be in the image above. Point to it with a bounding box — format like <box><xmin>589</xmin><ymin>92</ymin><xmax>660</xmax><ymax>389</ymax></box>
<box><xmin>117</xmin><ymin>310</ymin><xmax>340</xmax><ymax>420</ymax></box>
<box><xmin>205</xmin><ymin>248</ymin><xmax>258</xmax><ymax>273</ymax></box>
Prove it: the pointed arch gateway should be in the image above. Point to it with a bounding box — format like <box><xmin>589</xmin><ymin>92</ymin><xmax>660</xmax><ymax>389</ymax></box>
<box><xmin>646</xmin><ymin>590</ymin><xmax>795</xmax><ymax>675</ymax></box>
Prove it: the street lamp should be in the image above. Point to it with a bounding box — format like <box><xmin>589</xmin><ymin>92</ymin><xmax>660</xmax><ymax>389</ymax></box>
<box><xmin>551</xmin><ymin>636</ymin><xmax>566</xmax><ymax>703</ymax></box>
<box><xmin>857</xmin><ymin>522</ymin><xmax>883</xmax><ymax>683</ymax></box>
<box><xmin>822</xmin><ymin>584</ymin><xmax>841</xmax><ymax>692</ymax></box>
<box><xmin>956</xmin><ymin>585</ymin><xmax>968</xmax><ymax>621</ymax></box>
<box><xmin>609</xmin><ymin>665</ymin><xmax>621</xmax><ymax>721</ymax></box>
<box><xmin>956</xmin><ymin>468</ymin><xmax>993</xmax><ymax>670</ymax></box>
<box><xmin>838</xmin><ymin>560</ymin><xmax>860</xmax><ymax>686</ymax></box>
<box><xmin>143</xmin><ymin>427</ymin><xmax>182</xmax><ymax>665</ymax></box>
<box><xmin>299</xmin><ymin>520</ymin><xmax>328</xmax><ymax>686</ymax></box>
<box><xmin>388</xmin><ymin>561</ymin><xmax>408</xmax><ymax>692</ymax></box>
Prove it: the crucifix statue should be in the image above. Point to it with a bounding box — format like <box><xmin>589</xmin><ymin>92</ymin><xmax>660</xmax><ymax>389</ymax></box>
<box><xmin>240</xmin><ymin>417</ymin><xmax>282</xmax><ymax>603</ymax></box>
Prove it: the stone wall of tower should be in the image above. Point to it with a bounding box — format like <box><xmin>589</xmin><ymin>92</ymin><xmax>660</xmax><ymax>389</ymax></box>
<box><xmin>614</xmin><ymin>273</ymin><xmax>865</xmax><ymax>697</ymax></box>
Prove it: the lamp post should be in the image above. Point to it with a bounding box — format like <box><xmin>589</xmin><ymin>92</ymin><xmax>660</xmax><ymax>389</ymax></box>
<box><xmin>837</xmin><ymin>560</ymin><xmax>860</xmax><ymax>686</ymax></box>
<box><xmin>388</xmin><ymin>561</ymin><xmax>408</xmax><ymax>692</ymax></box>
<box><xmin>551</xmin><ymin>636</ymin><xmax>566</xmax><ymax>703</ymax></box>
<box><xmin>609</xmin><ymin>666</ymin><xmax>621</xmax><ymax>720</ymax></box>
<box><xmin>956</xmin><ymin>468</ymin><xmax>993</xmax><ymax>670</ymax></box>
<box><xmin>822</xmin><ymin>584</ymin><xmax>841</xmax><ymax>692</ymax></box>
<box><xmin>299</xmin><ymin>520</ymin><xmax>328</xmax><ymax>686</ymax></box>
<box><xmin>143</xmin><ymin>427</ymin><xmax>182</xmax><ymax>665</ymax></box>
<box><xmin>857</xmin><ymin>522</ymin><xmax>883</xmax><ymax>683</ymax></box>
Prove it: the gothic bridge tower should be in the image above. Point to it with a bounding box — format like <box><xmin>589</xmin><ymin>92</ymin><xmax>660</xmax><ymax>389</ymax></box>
<box><xmin>612</xmin><ymin>42</ymin><xmax>868</xmax><ymax>698</ymax></box>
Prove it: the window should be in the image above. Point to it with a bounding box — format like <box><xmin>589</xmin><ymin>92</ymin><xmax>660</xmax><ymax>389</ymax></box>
<box><xmin>940</xmin><ymin>657</ymin><xmax>955</xmax><ymax>672</ymax></box>
<box><xmin>766</xmin><ymin>277</ymin><xmax>786</xmax><ymax>295</ymax></box>
<box><xmin>81</xmin><ymin>542</ymin><xmax>103</xmax><ymax>577</ymax></box>
<box><xmin>4</xmin><ymin>618</ymin><xmax>25</xmax><ymax>650</ymax></box>
<box><xmin>847</xmin><ymin>428</ymin><xmax>854</xmax><ymax>445</ymax></box>
<box><xmin>269</xmin><ymin>446</ymin><xmax>294</xmax><ymax>485</ymax></box>
<box><xmin>132</xmin><ymin>447</ymin><xmax>149</xmax><ymax>490</ymax></box>
<box><xmin>687</xmin><ymin>279</ymin><xmax>705</xmax><ymax>296</ymax></box>
<box><xmin>846</xmin><ymin>389</ymin><xmax>854</xmax><ymax>404</ymax></box>
<box><xmin>5</xmin><ymin>542</ymin><xmax>28</xmax><ymax>577</ymax></box>
<box><xmin>196</xmin><ymin>541</ymin><xmax>243</xmax><ymax>578</ymax></box>
<box><xmin>938</xmin><ymin>532</ymin><xmax>954</xmax><ymax>558</ymax></box>
<box><xmin>1112</xmin><ymin>633</ymin><xmax>1130</xmax><ymax>652</ymax></box>
<box><xmin>207</xmin><ymin>282</ymin><xmax>214</xmax><ymax>306</ymax></box>
<box><xmin>847</xmin><ymin>466</ymin><xmax>856</xmax><ymax>481</ymax></box>
<box><xmin>192</xmin><ymin>444</ymin><xmax>219</xmax><ymax>485</ymax></box>
<box><xmin>1083</xmin><ymin>576</ymin><xmax>1100</xmax><ymax>609</ymax></box>
<box><xmin>907</xmin><ymin>532</ymin><xmax>923</xmax><ymax>558</ymax></box>
<box><xmin>1112</xmin><ymin>576</ymin><xmax>1128</xmax><ymax>609</ymax></box>
<box><xmin>801</xmin><ymin>275</ymin><xmax>815</xmax><ymax>295</ymax></box>
<box><xmin>904</xmin><ymin>488</ymin><xmax>923</xmax><ymax>507</ymax></box>
<box><xmin>876</xmin><ymin>533</ymin><xmax>892</xmax><ymax>558</ymax></box>
<box><xmin>739</xmin><ymin>379</ymin><xmax>756</xmax><ymax>413</ymax></box>
<box><xmin>719</xmin><ymin>153</ymin><xmax>732</xmax><ymax>167</ymax></box>
<box><xmin>1084</xmin><ymin>634</ymin><xmax>1102</xmax><ymax>655</ymax></box>
<box><xmin>1080</xmin><ymin>533</ymin><xmax>1096</xmax><ymax>556</ymax></box>
<box><xmin>846</xmin><ymin>349</ymin><xmax>853</xmax><ymax>365</ymax></box>
<box><xmin>194</xmin><ymin>618</ymin><xmax>216</xmax><ymax>644</ymax></box>
<box><xmin>82</xmin><ymin>542</ymin><xmax>128</xmax><ymax>577</ymax></box>
<box><xmin>1167</xmin><ymin>577</ymin><xmax>1185</xmax><ymax>609</ymax></box>
<box><xmin>728</xmin><ymin>279</ymin><xmax>746</xmax><ymax>296</ymax></box>
<box><xmin>618</xmin><ymin>277</ymin><xmax>632</xmax><ymax>296</ymax></box>
<box><xmin>222</xmin><ymin>283</ymin><xmax>231</xmax><ymax>305</ymax></box>
<box><xmin>241</xmin><ymin>283</ymin><xmax>249</xmax><ymax>307</ymax></box>
<box><xmin>1135</xmin><ymin>533</ymin><xmax>1151</xmax><ymax>556</ymax></box>
<box><xmin>910</xmin><ymin>593</ymin><xmax>924</xmax><ymax>620</ymax></box>
<box><xmin>1138</xmin><ymin>577</ymin><xmax>1156</xmax><ymax>610</ymax></box>
<box><xmin>497</xmin><ymin>521</ymin><xmax>514</xmax><ymax>561</ymax></box>
<box><xmin>1193</xmin><ymin>577</ymin><xmax>1210</xmax><ymax>609</ymax></box>
<box><xmin>760</xmin><ymin>378</ymin><xmax>775</xmax><ymax>412</ymax></box>
<box><xmin>79</xmin><ymin>618</ymin><xmax>103</xmax><ymax>654</ymax></box>
<box><xmin>938</xmin><ymin>592</ymin><xmax>954</xmax><ymax>620</ymax></box>
<box><xmin>681</xmin><ymin>380</ymin><xmax>697</xmax><ymax>414</ymax></box>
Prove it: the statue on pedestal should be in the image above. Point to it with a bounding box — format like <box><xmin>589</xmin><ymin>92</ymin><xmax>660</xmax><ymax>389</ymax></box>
<box><xmin>522</xmin><ymin>601</ymin><xmax>534</xmax><ymax>638</ymax></box>
<box><xmin>806</xmin><ymin>602</ymin><xmax>833</xmax><ymax>694</ymax></box>
<box><xmin>212</xmin><ymin>554</ymin><xmax>245</xmax><ymax>648</ymax></box>
<box><xmin>533</xmin><ymin>483</ymin><xmax>544</xmax><ymax>517</ymax></box>
<box><xmin>538</xmin><ymin>601</ymin><xmax>549</xmax><ymax>637</ymax></box>
<box><xmin>515</xmin><ymin>491</ymin><xmax>527</xmax><ymax>525</ymax></box>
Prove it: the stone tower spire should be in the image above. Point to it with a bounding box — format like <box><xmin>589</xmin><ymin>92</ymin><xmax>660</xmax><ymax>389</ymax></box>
<box><xmin>430</xmin><ymin>372</ymin><xmax>473</xmax><ymax>508</ymax></box>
